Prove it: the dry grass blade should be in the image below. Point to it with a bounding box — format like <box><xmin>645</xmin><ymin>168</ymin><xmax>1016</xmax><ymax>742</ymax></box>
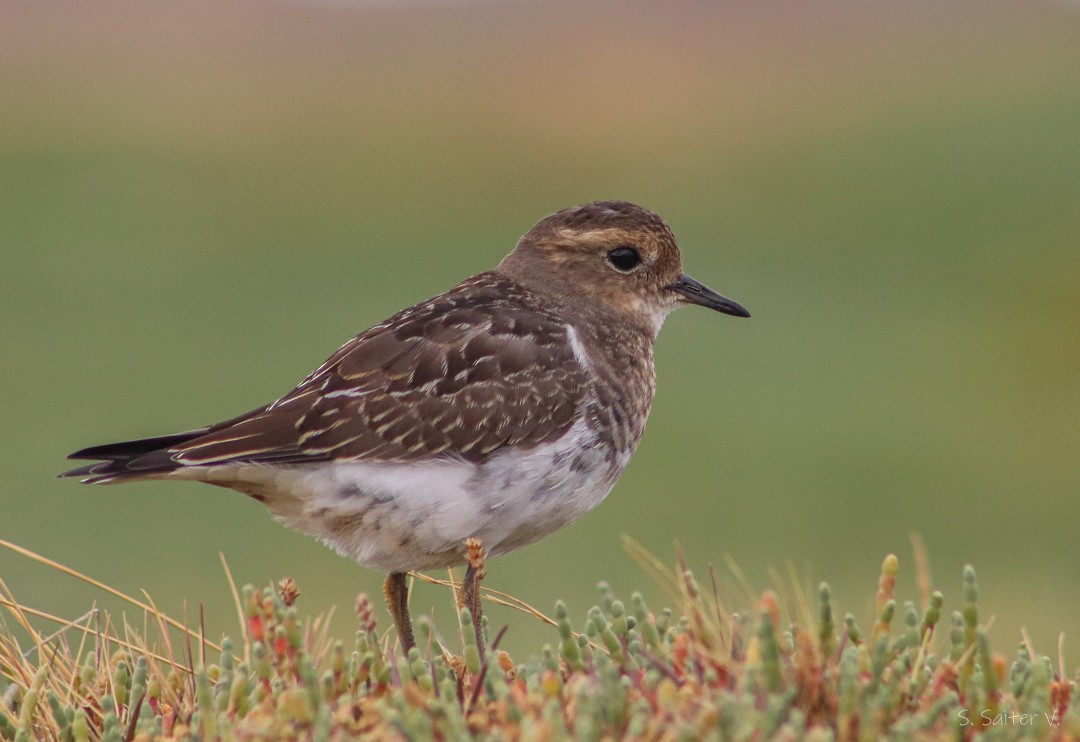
<box><xmin>23</xmin><ymin>607</ymin><xmax>97</xmax><ymax>660</ymax></box>
<box><xmin>307</xmin><ymin>605</ymin><xmax>338</xmax><ymax>665</ymax></box>
<box><xmin>722</xmin><ymin>553</ymin><xmax>759</xmax><ymax>607</ymax></box>
<box><xmin>0</xmin><ymin>577</ymin><xmax>45</xmax><ymax>650</ymax></box>
<box><xmin>621</xmin><ymin>534</ymin><xmax>681</xmax><ymax>607</ymax></box>
<box><xmin>220</xmin><ymin>552</ymin><xmax>249</xmax><ymax>663</ymax></box>
<box><xmin>409</xmin><ymin>571</ymin><xmax>559</xmax><ymax>629</ymax></box>
<box><xmin>910</xmin><ymin>532</ymin><xmax>932</xmax><ymax>610</ymax></box>
<box><xmin>140</xmin><ymin>588</ymin><xmax>180</xmax><ymax>671</ymax></box>
<box><xmin>410</xmin><ymin>569</ymin><xmax>604</xmax><ymax>652</ymax></box>
<box><xmin>66</xmin><ymin>600</ymin><xmax>96</xmax><ymax>699</ymax></box>
<box><xmin>0</xmin><ymin>593</ymin><xmax>187</xmax><ymax>672</ymax></box>
<box><xmin>0</xmin><ymin>536</ymin><xmax>224</xmax><ymax>655</ymax></box>
<box><xmin>785</xmin><ymin>560</ymin><xmax>815</xmax><ymax>631</ymax></box>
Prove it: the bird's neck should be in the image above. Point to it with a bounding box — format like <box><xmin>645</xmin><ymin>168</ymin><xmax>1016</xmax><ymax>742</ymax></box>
<box><xmin>490</xmin><ymin>267</ymin><xmax>659</xmax><ymax>455</ymax></box>
<box><xmin>573</xmin><ymin>312</ymin><xmax>658</xmax><ymax>456</ymax></box>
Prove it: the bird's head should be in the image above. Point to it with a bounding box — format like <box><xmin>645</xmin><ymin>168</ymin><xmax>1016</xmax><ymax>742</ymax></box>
<box><xmin>498</xmin><ymin>200</ymin><xmax>749</xmax><ymax>335</ymax></box>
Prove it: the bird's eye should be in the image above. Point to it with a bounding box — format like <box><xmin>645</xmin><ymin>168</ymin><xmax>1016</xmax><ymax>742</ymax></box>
<box><xmin>607</xmin><ymin>246</ymin><xmax>641</xmax><ymax>272</ymax></box>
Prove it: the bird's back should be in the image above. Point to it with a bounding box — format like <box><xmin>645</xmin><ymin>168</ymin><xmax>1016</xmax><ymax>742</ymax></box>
<box><xmin>63</xmin><ymin>271</ymin><xmax>659</xmax><ymax>483</ymax></box>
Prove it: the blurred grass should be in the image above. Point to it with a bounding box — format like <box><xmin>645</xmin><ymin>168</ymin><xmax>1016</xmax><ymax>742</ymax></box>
<box><xmin>2</xmin><ymin>0</ymin><xmax>1079</xmax><ymax>661</ymax></box>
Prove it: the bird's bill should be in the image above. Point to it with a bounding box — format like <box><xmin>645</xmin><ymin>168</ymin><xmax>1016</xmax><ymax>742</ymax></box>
<box><xmin>666</xmin><ymin>274</ymin><xmax>750</xmax><ymax>317</ymax></box>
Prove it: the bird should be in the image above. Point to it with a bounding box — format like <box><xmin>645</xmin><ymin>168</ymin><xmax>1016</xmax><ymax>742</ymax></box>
<box><xmin>62</xmin><ymin>200</ymin><xmax>749</xmax><ymax>661</ymax></box>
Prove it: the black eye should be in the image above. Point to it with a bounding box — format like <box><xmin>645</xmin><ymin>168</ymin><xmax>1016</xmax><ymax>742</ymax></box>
<box><xmin>607</xmin><ymin>246</ymin><xmax>641</xmax><ymax>272</ymax></box>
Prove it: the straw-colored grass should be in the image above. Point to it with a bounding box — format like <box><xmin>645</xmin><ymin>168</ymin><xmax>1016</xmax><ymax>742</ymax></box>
<box><xmin>1</xmin><ymin>537</ymin><xmax>1076</xmax><ymax>740</ymax></box>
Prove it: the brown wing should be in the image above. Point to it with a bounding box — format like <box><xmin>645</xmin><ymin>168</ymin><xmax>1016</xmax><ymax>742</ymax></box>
<box><xmin>168</xmin><ymin>274</ymin><xmax>590</xmax><ymax>467</ymax></box>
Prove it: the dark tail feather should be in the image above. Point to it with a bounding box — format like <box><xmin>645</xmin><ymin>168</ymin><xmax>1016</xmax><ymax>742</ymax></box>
<box><xmin>68</xmin><ymin>431</ymin><xmax>210</xmax><ymax>461</ymax></box>
<box><xmin>61</xmin><ymin>429</ymin><xmax>209</xmax><ymax>483</ymax></box>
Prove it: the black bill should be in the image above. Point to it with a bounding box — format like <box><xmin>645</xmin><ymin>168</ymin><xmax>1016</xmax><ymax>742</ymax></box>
<box><xmin>667</xmin><ymin>274</ymin><xmax>750</xmax><ymax>317</ymax></box>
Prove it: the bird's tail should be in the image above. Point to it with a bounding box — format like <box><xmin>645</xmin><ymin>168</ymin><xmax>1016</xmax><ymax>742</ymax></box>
<box><xmin>60</xmin><ymin>429</ymin><xmax>209</xmax><ymax>484</ymax></box>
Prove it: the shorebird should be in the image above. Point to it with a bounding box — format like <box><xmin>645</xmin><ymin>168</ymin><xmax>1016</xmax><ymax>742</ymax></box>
<box><xmin>63</xmin><ymin>200</ymin><xmax>749</xmax><ymax>661</ymax></box>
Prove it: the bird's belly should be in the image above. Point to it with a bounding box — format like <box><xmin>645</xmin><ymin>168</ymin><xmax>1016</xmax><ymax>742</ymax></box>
<box><xmin>205</xmin><ymin>419</ymin><xmax>628</xmax><ymax>573</ymax></box>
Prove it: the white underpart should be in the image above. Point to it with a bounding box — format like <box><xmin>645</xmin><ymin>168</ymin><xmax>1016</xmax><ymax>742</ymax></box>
<box><xmin>169</xmin><ymin>413</ymin><xmax>626</xmax><ymax>572</ymax></box>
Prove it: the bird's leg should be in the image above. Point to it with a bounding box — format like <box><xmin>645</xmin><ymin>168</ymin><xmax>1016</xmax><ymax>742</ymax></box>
<box><xmin>458</xmin><ymin>538</ymin><xmax>487</xmax><ymax>665</ymax></box>
<box><xmin>459</xmin><ymin>563</ymin><xmax>485</xmax><ymax>664</ymax></box>
<box><xmin>383</xmin><ymin>572</ymin><xmax>415</xmax><ymax>653</ymax></box>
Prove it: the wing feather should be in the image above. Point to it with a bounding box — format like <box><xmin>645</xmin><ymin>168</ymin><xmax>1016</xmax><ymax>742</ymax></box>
<box><xmin>163</xmin><ymin>273</ymin><xmax>590</xmax><ymax>468</ymax></box>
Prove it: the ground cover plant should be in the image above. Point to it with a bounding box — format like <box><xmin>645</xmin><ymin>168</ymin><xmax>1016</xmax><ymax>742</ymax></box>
<box><xmin>1</xmin><ymin>538</ymin><xmax>1076</xmax><ymax>741</ymax></box>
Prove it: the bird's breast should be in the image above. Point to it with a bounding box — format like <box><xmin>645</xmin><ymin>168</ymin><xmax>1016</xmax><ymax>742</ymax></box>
<box><xmin>576</xmin><ymin>326</ymin><xmax>657</xmax><ymax>456</ymax></box>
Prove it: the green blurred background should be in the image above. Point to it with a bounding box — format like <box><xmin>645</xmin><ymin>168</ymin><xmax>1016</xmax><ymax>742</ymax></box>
<box><xmin>3</xmin><ymin>0</ymin><xmax>1079</xmax><ymax>661</ymax></box>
